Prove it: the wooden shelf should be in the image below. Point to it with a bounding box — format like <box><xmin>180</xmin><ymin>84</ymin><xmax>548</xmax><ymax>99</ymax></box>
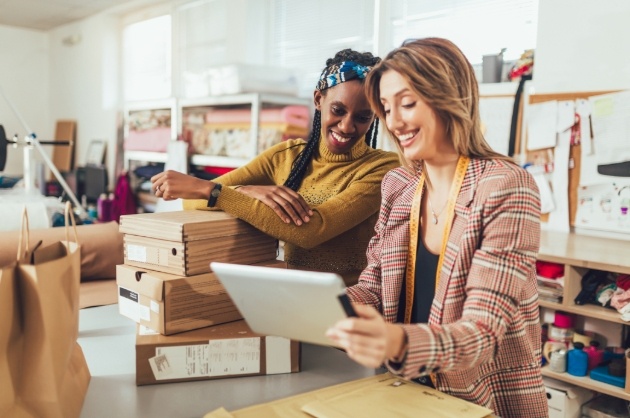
<box><xmin>124</xmin><ymin>151</ymin><xmax>168</xmax><ymax>164</ymax></box>
<box><xmin>542</xmin><ymin>367</ymin><xmax>630</xmax><ymax>401</ymax></box>
<box><xmin>539</xmin><ymin>230</ymin><xmax>630</xmax><ymax>275</ymax></box>
<box><xmin>538</xmin><ymin>230</ymin><xmax>630</xmax><ymax>401</ymax></box>
<box><xmin>190</xmin><ymin>154</ymin><xmax>249</xmax><ymax>168</ymax></box>
<box><xmin>538</xmin><ymin>300</ymin><xmax>626</xmax><ymax>324</ymax></box>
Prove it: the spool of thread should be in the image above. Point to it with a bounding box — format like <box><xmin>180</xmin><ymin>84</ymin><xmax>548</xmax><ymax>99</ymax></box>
<box><xmin>572</xmin><ymin>330</ymin><xmax>597</xmax><ymax>346</ymax></box>
<box><xmin>549</xmin><ymin>324</ymin><xmax>574</xmax><ymax>343</ymax></box>
<box><xmin>549</xmin><ymin>349</ymin><xmax>567</xmax><ymax>373</ymax></box>
<box><xmin>554</xmin><ymin>311</ymin><xmax>574</xmax><ymax>329</ymax></box>
<box><xmin>97</xmin><ymin>193</ymin><xmax>113</xmax><ymax>222</ymax></box>
<box><xmin>544</xmin><ymin>341</ymin><xmax>568</xmax><ymax>362</ymax></box>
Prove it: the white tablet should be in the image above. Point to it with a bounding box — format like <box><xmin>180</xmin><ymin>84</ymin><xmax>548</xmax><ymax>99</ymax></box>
<box><xmin>210</xmin><ymin>262</ymin><xmax>356</xmax><ymax>347</ymax></box>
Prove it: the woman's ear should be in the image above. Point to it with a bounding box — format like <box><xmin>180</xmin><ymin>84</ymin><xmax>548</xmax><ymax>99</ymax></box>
<box><xmin>314</xmin><ymin>90</ymin><xmax>323</xmax><ymax>111</ymax></box>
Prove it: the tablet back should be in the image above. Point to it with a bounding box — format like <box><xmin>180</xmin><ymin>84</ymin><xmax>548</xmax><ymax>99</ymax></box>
<box><xmin>211</xmin><ymin>262</ymin><xmax>348</xmax><ymax>346</ymax></box>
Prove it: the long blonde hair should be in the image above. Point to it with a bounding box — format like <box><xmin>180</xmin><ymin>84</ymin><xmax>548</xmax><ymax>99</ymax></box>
<box><xmin>365</xmin><ymin>37</ymin><xmax>509</xmax><ymax>169</ymax></box>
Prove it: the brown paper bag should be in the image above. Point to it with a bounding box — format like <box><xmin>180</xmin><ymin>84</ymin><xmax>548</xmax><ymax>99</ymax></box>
<box><xmin>0</xmin><ymin>203</ymin><xmax>91</xmax><ymax>418</ymax></box>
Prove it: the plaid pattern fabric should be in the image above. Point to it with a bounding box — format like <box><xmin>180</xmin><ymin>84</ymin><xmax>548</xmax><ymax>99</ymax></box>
<box><xmin>316</xmin><ymin>61</ymin><xmax>373</xmax><ymax>91</ymax></box>
<box><xmin>347</xmin><ymin>158</ymin><xmax>549</xmax><ymax>418</ymax></box>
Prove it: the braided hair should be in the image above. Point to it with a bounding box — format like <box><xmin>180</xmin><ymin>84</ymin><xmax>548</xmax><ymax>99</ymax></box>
<box><xmin>283</xmin><ymin>49</ymin><xmax>381</xmax><ymax>191</ymax></box>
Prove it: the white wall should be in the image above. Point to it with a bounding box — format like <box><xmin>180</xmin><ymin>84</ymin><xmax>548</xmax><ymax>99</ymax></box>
<box><xmin>4</xmin><ymin>1</ymin><xmax>630</xmax><ymax>182</ymax></box>
<box><xmin>48</xmin><ymin>14</ymin><xmax>121</xmax><ymax>187</ymax></box>
<box><xmin>534</xmin><ymin>0</ymin><xmax>630</xmax><ymax>93</ymax></box>
<box><xmin>0</xmin><ymin>25</ymin><xmax>50</xmax><ymax>177</ymax></box>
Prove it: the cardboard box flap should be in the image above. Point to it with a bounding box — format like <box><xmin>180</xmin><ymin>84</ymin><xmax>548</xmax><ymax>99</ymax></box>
<box><xmin>116</xmin><ymin>264</ymin><xmax>166</xmax><ymax>301</ymax></box>
<box><xmin>120</xmin><ymin>211</ymin><xmax>260</xmax><ymax>242</ymax></box>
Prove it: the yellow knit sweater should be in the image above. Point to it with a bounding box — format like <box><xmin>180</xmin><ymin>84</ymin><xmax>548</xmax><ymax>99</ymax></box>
<box><xmin>184</xmin><ymin>137</ymin><xmax>399</xmax><ymax>283</ymax></box>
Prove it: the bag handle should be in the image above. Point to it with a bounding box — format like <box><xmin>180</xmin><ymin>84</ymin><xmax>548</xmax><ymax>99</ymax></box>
<box><xmin>17</xmin><ymin>206</ymin><xmax>30</xmax><ymax>260</ymax></box>
<box><xmin>64</xmin><ymin>201</ymin><xmax>80</xmax><ymax>245</ymax></box>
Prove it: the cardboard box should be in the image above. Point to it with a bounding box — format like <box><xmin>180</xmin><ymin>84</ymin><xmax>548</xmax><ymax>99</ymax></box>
<box><xmin>203</xmin><ymin>373</ymin><xmax>494</xmax><ymax>418</ymax></box>
<box><xmin>120</xmin><ymin>211</ymin><xmax>278</xmax><ymax>276</ymax></box>
<box><xmin>117</xmin><ymin>260</ymin><xmax>286</xmax><ymax>335</ymax></box>
<box><xmin>544</xmin><ymin>377</ymin><xmax>594</xmax><ymax>418</ymax></box>
<box><xmin>136</xmin><ymin>320</ymin><xmax>300</xmax><ymax>386</ymax></box>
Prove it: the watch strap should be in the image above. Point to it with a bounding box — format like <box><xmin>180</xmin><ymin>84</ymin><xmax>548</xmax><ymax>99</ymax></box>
<box><xmin>207</xmin><ymin>183</ymin><xmax>222</xmax><ymax>208</ymax></box>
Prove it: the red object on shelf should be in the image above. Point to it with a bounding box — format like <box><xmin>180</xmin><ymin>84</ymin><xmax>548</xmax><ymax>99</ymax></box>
<box><xmin>203</xmin><ymin>166</ymin><xmax>235</xmax><ymax>177</ymax></box>
<box><xmin>536</xmin><ymin>260</ymin><xmax>564</xmax><ymax>279</ymax></box>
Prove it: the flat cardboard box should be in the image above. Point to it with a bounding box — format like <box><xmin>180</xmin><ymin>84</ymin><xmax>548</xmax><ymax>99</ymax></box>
<box><xmin>119</xmin><ymin>210</ymin><xmax>259</xmax><ymax>242</ymax></box>
<box><xmin>120</xmin><ymin>211</ymin><xmax>278</xmax><ymax>276</ymax></box>
<box><xmin>117</xmin><ymin>260</ymin><xmax>287</xmax><ymax>335</ymax></box>
<box><xmin>136</xmin><ymin>319</ymin><xmax>300</xmax><ymax>386</ymax></box>
<box><xmin>203</xmin><ymin>373</ymin><xmax>494</xmax><ymax>418</ymax></box>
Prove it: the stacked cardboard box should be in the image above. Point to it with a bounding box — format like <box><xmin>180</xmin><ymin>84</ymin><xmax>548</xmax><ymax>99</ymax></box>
<box><xmin>136</xmin><ymin>320</ymin><xmax>300</xmax><ymax>386</ymax></box>
<box><xmin>116</xmin><ymin>210</ymin><xmax>300</xmax><ymax>385</ymax></box>
<box><xmin>119</xmin><ymin>210</ymin><xmax>278</xmax><ymax>276</ymax></box>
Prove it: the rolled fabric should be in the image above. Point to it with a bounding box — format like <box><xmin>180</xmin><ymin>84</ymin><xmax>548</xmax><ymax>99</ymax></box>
<box><xmin>554</xmin><ymin>310</ymin><xmax>575</xmax><ymax>329</ymax></box>
<box><xmin>0</xmin><ymin>221</ymin><xmax>123</xmax><ymax>281</ymax></box>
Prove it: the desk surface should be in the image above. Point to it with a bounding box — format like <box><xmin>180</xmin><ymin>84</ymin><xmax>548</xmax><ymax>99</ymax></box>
<box><xmin>78</xmin><ymin>304</ymin><xmax>376</xmax><ymax>418</ymax></box>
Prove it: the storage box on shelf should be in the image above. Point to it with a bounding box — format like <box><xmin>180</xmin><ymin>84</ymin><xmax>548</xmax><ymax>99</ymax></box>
<box><xmin>122</xmin><ymin>98</ymin><xmax>179</xmax><ymax>212</ymax></box>
<box><xmin>179</xmin><ymin>93</ymin><xmax>311</xmax><ymax>169</ymax></box>
<box><xmin>123</xmin><ymin>98</ymin><xmax>178</xmax><ymax>168</ymax></box>
<box><xmin>538</xmin><ymin>229</ymin><xmax>630</xmax><ymax>401</ymax></box>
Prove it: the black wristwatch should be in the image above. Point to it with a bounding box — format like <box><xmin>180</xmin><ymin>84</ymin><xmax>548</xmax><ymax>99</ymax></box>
<box><xmin>207</xmin><ymin>183</ymin><xmax>222</xmax><ymax>207</ymax></box>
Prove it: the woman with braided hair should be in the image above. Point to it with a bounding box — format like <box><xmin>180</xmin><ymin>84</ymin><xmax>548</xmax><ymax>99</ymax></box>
<box><xmin>152</xmin><ymin>49</ymin><xmax>400</xmax><ymax>285</ymax></box>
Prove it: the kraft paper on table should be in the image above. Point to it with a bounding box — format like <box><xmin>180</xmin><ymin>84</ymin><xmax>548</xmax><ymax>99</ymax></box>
<box><xmin>203</xmin><ymin>373</ymin><xmax>493</xmax><ymax>418</ymax></box>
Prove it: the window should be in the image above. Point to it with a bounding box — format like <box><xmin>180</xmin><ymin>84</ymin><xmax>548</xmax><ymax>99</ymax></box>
<box><xmin>122</xmin><ymin>14</ymin><xmax>172</xmax><ymax>101</ymax></box>
<box><xmin>269</xmin><ymin>0</ymin><xmax>375</xmax><ymax>96</ymax></box>
<box><xmin>176</xmin><ymin>0</ymin><xmax>229</xmax><ymax>98</ymax></box>
<box><xmin>388</xmin><ymin>0</ymin><xmax>538</xmax><ymax>63</ymax></box>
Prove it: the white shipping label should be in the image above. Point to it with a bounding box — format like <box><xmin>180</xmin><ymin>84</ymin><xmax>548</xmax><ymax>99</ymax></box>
<box><xmin>118</xmin><ymin>287</ymin><xmax>150</xmax><ymax>322</ymax></box>
<box><xmin>127</xmin><ymin>244</ymin><xmax>147</xmax><ymax>262</ymax></box>
<box><xmin>150</xmin><ymin>300</ymin><xmax>160</xmax><ymax>314</ymax></box>
<box><xmin>149</xmin><ymin>353</ymin><xmax>173</xmax><ymax>379</ymax></box>
<box><xmin>265</xmin><ymin>337</ymin><xmax>292</xmax><ymax>374</ymax></box>
<box><xmin>153</xmin><ymin>338</ymin><xmax>260</xmax><ymax>380</ymax></box>
<box><xmin>118</xmin><ymin>287</ymin><xmax>141</xmax><ymax>322</ymax></box>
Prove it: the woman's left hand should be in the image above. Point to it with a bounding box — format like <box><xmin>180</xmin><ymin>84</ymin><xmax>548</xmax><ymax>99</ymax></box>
<box><xmin>326</xmin><ymin>304</ymin><xmax>406</xmax><ymax>368</ymax></box>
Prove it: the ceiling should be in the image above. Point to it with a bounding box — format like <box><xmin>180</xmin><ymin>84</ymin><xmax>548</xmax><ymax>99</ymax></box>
<box><xmin>0</xmin><ymin>0</ymin><xmax>162</xmax><ymax>31</ymax></box>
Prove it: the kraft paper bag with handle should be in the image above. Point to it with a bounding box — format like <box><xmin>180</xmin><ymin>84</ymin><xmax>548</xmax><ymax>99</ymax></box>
<box><xmin>0</xmin><ymin>202</ymin><xmax>91</xmax><ymax>418</ymax></box>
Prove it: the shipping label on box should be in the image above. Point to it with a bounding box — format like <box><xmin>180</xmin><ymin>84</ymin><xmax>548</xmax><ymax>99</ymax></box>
<box><xmin>136</xmin><ymin>320</ymin><xmax>300</xmax><ymax>385</ymax></box>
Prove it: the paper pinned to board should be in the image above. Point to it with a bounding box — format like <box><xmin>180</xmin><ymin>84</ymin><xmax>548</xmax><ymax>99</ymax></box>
<box><xmin>527</xmin><ymin>100</ymin><xmax>558</xmax><ymax>151</ymax></box>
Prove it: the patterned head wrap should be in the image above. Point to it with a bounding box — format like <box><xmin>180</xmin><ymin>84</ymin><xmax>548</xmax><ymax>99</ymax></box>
<box><xmin>316</xmin><ymin>61</ymin><xmax>373</xmax><ymax>91</ymax></box>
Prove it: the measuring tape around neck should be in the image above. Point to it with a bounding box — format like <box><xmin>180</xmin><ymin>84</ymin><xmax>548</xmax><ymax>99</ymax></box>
<box><xmin>404</xmin><ymin>156</ymin><xmax>470</xmax><ymax>324</ymax></box>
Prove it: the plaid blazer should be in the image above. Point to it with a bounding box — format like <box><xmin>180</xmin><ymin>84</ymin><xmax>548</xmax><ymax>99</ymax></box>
<box><xmin>347</xmin><ymin>158</ymin><xmax>549</xmax><ymax>418</ymax></box>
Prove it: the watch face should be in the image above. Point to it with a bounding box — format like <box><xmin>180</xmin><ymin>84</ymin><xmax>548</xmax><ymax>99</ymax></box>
<box><xmin>212</xmin><ymin>189</ymin><xmax>221</xmax><ymax>197</ymax></box>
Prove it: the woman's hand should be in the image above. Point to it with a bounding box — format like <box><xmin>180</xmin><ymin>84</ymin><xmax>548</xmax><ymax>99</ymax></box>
<box><xmin>326</xmin><ymin>304</ymin><xmax>407</xmax><ymax>368</ymax></box>
<box><xmin>151</xmin><ymin>170</ymin><xmax>213</xmax><ymax>201</ymax></box>
<box><xmin>235</xmin><ymin>185</ymin><xmax>313</xmax><ymax>225</ymax></box>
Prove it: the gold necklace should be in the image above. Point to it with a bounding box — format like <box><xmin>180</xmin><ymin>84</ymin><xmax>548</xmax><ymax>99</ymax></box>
<box><xmin>423</xmin><ymin>164</ymin><xmax>447</xmax><ymax>225</ymax></box>
<box><xmin>426</xmin><ymin>189</ymin><xmax>447</xmax><ymax>224</ymax></box>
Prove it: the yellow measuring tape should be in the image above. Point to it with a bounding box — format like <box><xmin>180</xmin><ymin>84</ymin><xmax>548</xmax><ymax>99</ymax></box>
<box><xmin>404</xmin><ymin>156</ymin><xmax>470</xmax><ymax>324</ymax></box>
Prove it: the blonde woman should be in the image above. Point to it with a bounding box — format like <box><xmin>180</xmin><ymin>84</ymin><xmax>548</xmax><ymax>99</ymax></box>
<box><xmin>327</xmin><ymin>38</ymin><xmax>547</xmax><ymax>417</ymax></box>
